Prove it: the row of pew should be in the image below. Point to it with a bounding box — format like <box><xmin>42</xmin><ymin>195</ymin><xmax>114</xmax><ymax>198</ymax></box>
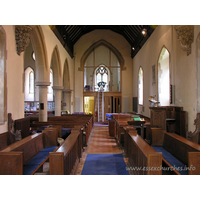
<box><xmin>108</xmin><ymin>113</ymin><xmax>200</xmax><ymax>175</ymax></box>
<box><xmin>0</xmin><ymin>114</ymin><xmax>94</xmax><ymax>175</ymax></box>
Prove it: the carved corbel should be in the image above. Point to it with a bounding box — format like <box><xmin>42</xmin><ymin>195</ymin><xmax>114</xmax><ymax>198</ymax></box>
<box><xmin>15</xmin><ymin>25</ymin><xmax>33</xmax><ymax>55</ymax></box>
<box><xmin>174</xmin><ymin>25</ymin><xmax>194</xmax><ymax>56</ymax></box>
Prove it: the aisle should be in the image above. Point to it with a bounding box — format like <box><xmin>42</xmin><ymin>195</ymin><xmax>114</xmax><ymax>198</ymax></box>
<box><xmin>75</xmin><ymin>122</ymin><xmax>129</xmax><ymax>175</ymax></box>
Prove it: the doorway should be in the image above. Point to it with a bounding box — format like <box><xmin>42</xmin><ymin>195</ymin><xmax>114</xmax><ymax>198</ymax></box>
<box><xmin>84</xmin><ymin>97</ymin><xmax>94</xmax><ymax>115</ymax></box>
<box><xmin>111</xmin><ymin>96</ymin><xmax>121</xmax><ymax>113</ymax></box>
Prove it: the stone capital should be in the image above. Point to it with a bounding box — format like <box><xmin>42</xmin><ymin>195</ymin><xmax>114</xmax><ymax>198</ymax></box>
<box><xmin>63</xmin><ymin>89</ymin><xmax>72</xmax><ymax>93</ymax></box>
<box><xmin>52</xmin><ymin>86</ymin><xmax>64</xmax><ymax>90</ymax></box>
<box><xmin>35</xmin><ymin>81</ymin><xmax>51</xmax><ymax>87</ymax></box>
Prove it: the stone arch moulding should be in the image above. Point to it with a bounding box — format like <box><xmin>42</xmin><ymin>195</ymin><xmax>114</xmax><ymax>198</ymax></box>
<box><xmin>157</xmin><ymin>45</ymin><xmax>171</xmax><ymax>85</ymax></box>
<box><xmin>51</xmin><ymin>45</ymin><xmax>62</xmax><ymax>86</ymax></box>
<box><xmin>157</xmin><ymin>45</ymin><xmax>170</xmax><ymax>63</ymax></box>
<box><xmin>24</xmin><ymin>65</ymin><xmax>34</xmax><ymax>71</ymax></box>
<box><xmin>79</xmin><ymin>39</ymin><xmax>125</xmax><ymax>71</ymax></box>
<box><xmin>30</xmin><ymin>25</ymin><xmax>49</xmax><ymax>84</ymax></box>
<box><xmin>63</xmin><ymin>58</ymin><xmax>70</xmax><ymax>90</ymax></box>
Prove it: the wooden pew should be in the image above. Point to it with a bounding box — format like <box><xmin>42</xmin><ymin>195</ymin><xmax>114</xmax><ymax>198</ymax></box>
<box><xmin>0</xmin><ymin>129</ymin><xmax>59</xmax><ymax>175</ymax></box>
<box><xmin>14</xmin><ymin>117</ymin><xmax>31</xmax><ymax>139</ymax></box>
<box><xmin>0</xmin><ymin>132</ymin><xmax>8</xmax><ymax>151</ymax></box>
<box><xmin>30</xmin><ymin>115</ymin><xmax>93</xmax><ymax>145</ymax></box>
<box><xmin>112</xmin><ymin>113</ymin><xmax>146</xmax><ymax>146</ymax></box>
<box><xmin>151</xmin><ymin>128</ymin><xmax>200</xmax><ymax>175</ymax></box>
<box><xmin>124</xmin><ymin>128</ymin><xmax>162</xmax><ymax>175</ymax></box>
<box><xmin>111</xmin><ymin>114</ymin><xmax>132</xmax><ymax>146</ymax></box>
<box><xmin>49</xmin><ymin>128</ymin><xmax>83</xmax><ymax>175</ymax></box>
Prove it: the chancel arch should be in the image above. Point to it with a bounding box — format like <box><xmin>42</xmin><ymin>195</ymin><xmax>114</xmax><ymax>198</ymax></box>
<box><xmin>80</xmin><ymin>39</ymin><xmax>125</xmax><ymax>71</ymax></box>
<box><xmin>82</xmin><ymin>39</ymin><xmax>124</xmax><ymax>121</ymax></box>
<box><xmin>83</xmin><ymin>41</ymin><xmax>122</xmax><ymax>92</ymax></box>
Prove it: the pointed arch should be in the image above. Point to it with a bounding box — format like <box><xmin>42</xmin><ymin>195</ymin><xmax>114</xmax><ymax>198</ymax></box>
<box><xmin>158</xmin><ymin>45</ymin><xmax>170</xmax><ymax>63</ymax></box>
<box><xmin>79</xmin><ymin>39</ymin><xmax>125</xmax><ymax>71</ymax></box>
<box><xmin>157</xmin><ymin>46</ymin><xmax>170</xmax><ymax>106</ymax></box>
<box><xmin>50</xmin><ymin>45</ymin><xmax>62</xmax><ymax>86</ymax></box>
<box><xmin>94</xmin><ymin>65</ymin><xmax>110</xmax><ymax>92</ymax></box>
<box><xmin>63</xmin><ymin>58</ymin><xmax>70</xmax><ymax>90</ymax></box>
<box><xmin>24</xmin><ymin>66</ymin><xmax>35</xmax><ymax>101</ymax></box>
<box><xmin>30</xmin><ymin>25</ymin><xmax>49</xmax><ymax>84</ymax></box>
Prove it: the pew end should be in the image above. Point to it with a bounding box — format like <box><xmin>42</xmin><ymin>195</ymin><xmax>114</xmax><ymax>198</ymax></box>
<box><xmin>47</xmin><ymin>125</ymin><xmax>62</xmax><ymax>138</ymax></box>
<box><xmin>0</xmin><ymin>132</ymin><xmax>8</xmax><ymax>151</ymax></box>
<box><xmin>49</xmin><ymin>152</ymin><xmax>64</xmax><ymax>175</ymax></box>
<box><xmin>188</xmin><ymin>152</ymin><xmax>200</xmax><ymax>175</ymax></box>
<box><xmin>147</xmin><ymin>153</ymin><xmax>162</xmax><ymax>175</ymax></box>
<box><xmin>42</xmin><ymin>127</ymin><xmax>59</xmax><ymax>148</ymax></box>
<box><xmin>151</xmin><ymin>127</ymin><xmax>164</xmax><ymax>146</ymax></box>
<box><xmin>0</xmin><ymin>152</ymin><xmax>23</xmax><ymax>175</ymax></box>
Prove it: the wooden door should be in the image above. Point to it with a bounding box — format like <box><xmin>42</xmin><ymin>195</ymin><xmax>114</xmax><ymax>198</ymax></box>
<box><xmin>111</xmin><ymin>96</ymin><xmax>121</xmax><ymax>113</ymax></box>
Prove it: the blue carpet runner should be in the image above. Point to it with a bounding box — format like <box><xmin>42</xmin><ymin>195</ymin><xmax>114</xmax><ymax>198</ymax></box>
<box><xmin>81</xmin><ymin>154</ymin><xmax>129</xmax><ymax>175</ymax></box>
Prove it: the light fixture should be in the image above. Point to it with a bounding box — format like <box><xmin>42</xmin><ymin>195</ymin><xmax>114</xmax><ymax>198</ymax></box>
<box><xmin>141</xmin><ymin>28</ymin><xmax>147</xmax><ymax>37</ymax></box>
<box><xmin>132</xmin><ymin>47</ymin><xmax>135</xmax><ymax>50</ymax></box>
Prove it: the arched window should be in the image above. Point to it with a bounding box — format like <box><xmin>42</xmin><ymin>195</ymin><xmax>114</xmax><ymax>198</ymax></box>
<box><xmin>29</xmin><ymin>71</ymin><xmax>34</xmax><ymax>94</ymax></box>
<box><xmin>138</xmin><ymin>67</ymin><xmax>143</xmax><ymax>105</ymax></box>
<box><xmin>24</xmin><ymin>67</ymin><xmax>34</xmax><ymax>101</ymax></box>
<box><xmin>84</xmin><ymin>44</ymin><xmax>120</xmax><ymax>92</ymax></box>
<box><xmin>48</xmin><ymin>69</ymin><xmax>53</xmax><ymax>94</ymax></box>
<box><xmin>47</xmin><ymin>69</ymin><xmax>53</xmax><ymax>102</ymax></box>
<box><xmin>0</xmin><ymin>27</ymin><xmax>6</xmax><ymax>123</ymax></box>
<box><xmin>158</xmin><ymin>47</ymin><xmax>170</xmax><ymax>106</ymax></box>
<box><xmin>95</xmin><ymin>65</ymin><xmax>109</xmax><ymax>91</ymax></box>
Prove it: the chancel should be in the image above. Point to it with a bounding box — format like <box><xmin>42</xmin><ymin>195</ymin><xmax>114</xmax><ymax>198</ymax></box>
<box><xmin>1</xmin><ymin>24</ymin><xmax>200</xmax><ymax>176</ymax></box>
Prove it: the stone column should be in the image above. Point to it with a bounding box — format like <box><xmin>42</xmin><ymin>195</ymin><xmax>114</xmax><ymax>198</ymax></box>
<box><xmin>63</xmin><ymin>89</ymin><xmax>72</xmax><ymax>113</ymax></box>
<box><xmin>53</xmin><ymin>86</ymin><xmax>64</xmax><ymax>116</ymax></box>
<box><xmin>36</xmin><ymin>81</ymin><xmax>50</xmax><ymax>122</ymax></box>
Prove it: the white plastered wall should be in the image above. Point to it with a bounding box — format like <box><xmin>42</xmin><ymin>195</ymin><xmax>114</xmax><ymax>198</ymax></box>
<box><xmin>133</xmin><ymin>25</ymin><xmax>200</xmax><ymax>131</ymax></box>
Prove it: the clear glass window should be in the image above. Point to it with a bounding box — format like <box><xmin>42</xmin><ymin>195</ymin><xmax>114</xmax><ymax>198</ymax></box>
<box><xmin>29</xmin><ymin>71</ymin><xmax>34</xmax><ymax>94</ymax></box>
<box><xmin>138</xmin><ymin>67</ymin><xmax>143</xmax><ymax>105</ymax></box>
